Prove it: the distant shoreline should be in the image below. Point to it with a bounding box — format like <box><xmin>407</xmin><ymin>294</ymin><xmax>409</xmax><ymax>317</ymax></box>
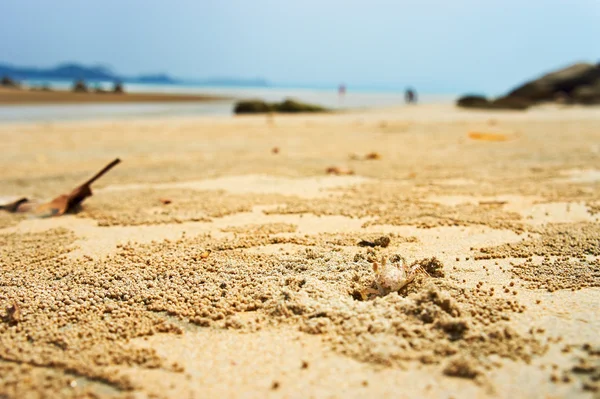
<box><xmin>0</xmin><ymin>87</ymin><xmax>229</xmax><ymax>105</ymax></box>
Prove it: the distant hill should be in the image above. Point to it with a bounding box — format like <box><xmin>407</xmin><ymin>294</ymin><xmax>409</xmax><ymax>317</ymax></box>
<box><xmin>0</xmin><ymin>63</ymin><xmax>270</xmax><ymax>87</ymax></box>
<box><xmin>0</xmin><ymin>63</ymin><xmax>118</xmax><ymax>81</ymax></box>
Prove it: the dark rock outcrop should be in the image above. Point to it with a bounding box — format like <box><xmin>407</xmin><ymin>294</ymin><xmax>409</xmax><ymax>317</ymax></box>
<box><xmin>571</xmin><ymin>82</ymin><xmax>600</xmax><ymax>105</ymax></box>
<box><xmin>113</xmin><ymin>81</ymin><xmax>125</xmax><ymax>94</ymax></box>
<box><xmin>457</xmin><ymin>95</ymin><xmax>490</xmax><ymax>108</ymax></box>
<box><xmin>272</xmin><ymin>99</ymin><xmax>327</xmax><ymax>113</ymax></box>
<box><xmin>234</xmin><ymin>99</ymin><xmax>273</xmax><ymax>114</ymax></box>
<box><xmin>457</xmin><ymin>62</ymin><xmax>600</xmax><ymax>110</ymax></box>
<box><xmin>234</xmin><ymin>98</ymin><xmax>329</xmax><ymax>114</ymax></box>
<box><xmin>457</xmin><ymin>95</ymin><xmax>532</xmax><ymax>110</ymax></box>
<box><xmin>489</xmin><ymin>96</ymin><xmax>532</xmax><ymax>110</ymax></box>
<box><xmin>1</xmin><ymin>76</ymin><xmax>20</xmax><ymax>88</ymax></box>
<box><xmin>72</xmin><ymin>79</ymin><xmax>89</xmax><ymax>93</ymax></box>
<box><xmin>508</xmin><ymin>63</ymin><xmax>600</xmax><ymax>102</ymax></box>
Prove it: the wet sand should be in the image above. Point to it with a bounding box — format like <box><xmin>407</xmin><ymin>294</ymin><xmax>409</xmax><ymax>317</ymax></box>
<box><xmin>0</xmin><ymin>87</ymin><xmax>226</xmax><ymax>105</ymax></box>
<box><xmin>0</xmin><ymin>103</ymin><xmax>599</xmax><ymax>398</ymax></box>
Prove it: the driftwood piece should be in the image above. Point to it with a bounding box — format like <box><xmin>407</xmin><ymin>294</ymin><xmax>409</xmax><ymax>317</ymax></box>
<box><xmin>34</xmin><ymin>158</ymin><xmax>121</xmax><ymax>217</ymax></box>
<box><xmin>0</xmin><ymin>197</ymin><xmax>29</xmax><ymax>213</ymax></box>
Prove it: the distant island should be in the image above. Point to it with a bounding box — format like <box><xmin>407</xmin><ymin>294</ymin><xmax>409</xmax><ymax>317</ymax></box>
<box><xmin>0</xmin><ymin>62</ymin><xmax>270</xmax><ymax>87</ymax></box>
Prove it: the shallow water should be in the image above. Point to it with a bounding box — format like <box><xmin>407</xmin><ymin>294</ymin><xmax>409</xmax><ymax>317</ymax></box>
<box><xmin>0</xmin><ymin>101</ymin><xmax>235</xmax><ymax>123</ymax></box>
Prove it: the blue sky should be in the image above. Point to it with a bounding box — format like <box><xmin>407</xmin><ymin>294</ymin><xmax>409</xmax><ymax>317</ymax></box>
<box><xmin>1</xmin><ymin>0</ymin><xmax>599</xmax><ymax>94</ymax></box>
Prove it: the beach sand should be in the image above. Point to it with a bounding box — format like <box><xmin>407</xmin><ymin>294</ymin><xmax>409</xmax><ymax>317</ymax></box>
<box><xmin>0</xmin><ymin>103</ymin><xmax>599</xmax><ymax>398</ymax></box>
<box><xmin>0</xmin><ymin>87</ymin><xmax>226</xmax><ymax>105</ymax></box>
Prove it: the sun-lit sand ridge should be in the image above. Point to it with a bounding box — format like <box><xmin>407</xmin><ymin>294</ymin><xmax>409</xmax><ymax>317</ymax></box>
<box><xmin>0</xmin><ymin>103</ymin><xmax>599</xmax><ymax>398</ymax></box>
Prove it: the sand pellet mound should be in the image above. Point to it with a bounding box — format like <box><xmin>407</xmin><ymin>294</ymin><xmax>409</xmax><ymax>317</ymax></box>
<box><xmin>78</xmin><ymin>189</ymin><xmax>291</xmax><ymax>226</ymax></box>
<box><xmin>60</xmin><ymin>237</ymin><xmax>545</xmax><ymax>381</ymax></box>
<box><xmin>552</xmin><ymin>344</ymin><xmax>600</xmax><ymax>394</ymax></box>
<box><xmin>511</xmin><ymin>258</ymin><xmax>600</xmax><ymax>292</ymax></box>
<box><xmin>1</xmin><ymin>227</ymin><xmax>545</xmax><ymax>396</ymax></box>
<box><xmin>221</xmin><ymin>223</ymin><xmax>298</xmax><ymax>235</ymax></box>
<box><xmin>476</xmin><ymin>222</ymin><xmax>600</xmax><ymax>291</ymax></box>
<box><xmin>0</xmin><ymin>228</ymin><xmax>76</xmax><ymax>272</ymax></box>
<box><xmin>0</xmin><ymin>361</ymin><xmax>122</xmax><ymax>399</ymax></box>
<box><xmin>265</xmin><ymin>183</ymin><xmax>524</xmax><ymax>231</ymax></box>
<box><xmin>208</xmin><ymin>232</ymin><xmax>417</xmax><ymax>251</ymax></box>
<box><xmin>0</xmin><ymin>229</ymin><xmax>184</xmax><ymax>397</ymax></box>
<box><xmin>478</xmin><ymin>223</ymin><xmax>600</xmax><ymax>259</ymax></box>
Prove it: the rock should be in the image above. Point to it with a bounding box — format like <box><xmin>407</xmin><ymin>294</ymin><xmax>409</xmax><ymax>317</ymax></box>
<box><xmin>234</xmin><ymin>99</ymin><xmax>273</xmax><ymax>114</ymax></box>
<box><xmin>571</xmin><ymin>83</ymin><xmax>600</xmax><ymax>105</ymax></box>
<box><xmin>457</xmin><ymin>95</ymin><xmax>490</xmax><ymax>108</ymax></box>
<box><xmin>234</xmin><ymin>98</ymin><xmax>328</xmax><ymax>114</ymax></box>
<box><xmin>1</xmin><ymin>76</ymin><xmax>20</xmax><ymax>88</ymax></box>
<box><xmin>490</xmin><ymin>96</ymin><xmax>532</xmax><ymax>110</ymax></box>
<box><xmin>553</xmin><ymin>91</ymin><xmax>573</xmax><ymax>104</ymax></box>
<box><xmin>457</xmin><ymin>62</ymin><xmax>600</xmax><ymax>109</ymax></box>
<box><xmin>457</xmin><ymin>95</ymin><xmax>531</xmax><ymax>110</ymax></box>
<box><xmin>507</xmin><ymin>62</ymin><xmax>600</xmax><ymax>102</ymax></box>
<box><xmin>113</xmin><ymin>81</ymin><xmax>125</xmax><ymax>94</ymax></box>
<box><xmin>273</xmin><ymin>98</ymin><xmax>327</xmax><ymax>113</ymax></box>
<box><xmin>72</xmin><ymin>79</ymin><xmax>89</xmax><ymax>93</ymax></box>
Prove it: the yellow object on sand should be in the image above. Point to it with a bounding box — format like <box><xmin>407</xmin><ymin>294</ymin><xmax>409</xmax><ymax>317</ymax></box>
<box><xmin>468</xmin><ymin>131</ymin><xmax>513</xmax><ymax>142</ymax></box>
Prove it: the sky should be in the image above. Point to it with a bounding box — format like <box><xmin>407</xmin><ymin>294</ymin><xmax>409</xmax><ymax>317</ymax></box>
<box><xmin>1</xmin><ymin>0</ymin><xmax>599</xmax><ymax>94</ymax></box>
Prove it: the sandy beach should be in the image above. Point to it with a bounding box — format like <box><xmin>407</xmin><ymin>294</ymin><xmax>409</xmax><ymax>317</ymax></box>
<box><xmin>0</xmin><ymin>103</ymin><xmax>599</xmax><ymax>398</ymax></box>
<box><xmin>0</xmin><ymin>87</ymin><xmax>226</xmax><ymax>105</ymax></box>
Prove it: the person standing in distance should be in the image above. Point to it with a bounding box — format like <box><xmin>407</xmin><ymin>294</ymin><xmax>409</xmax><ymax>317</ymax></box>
<box><xmin>405</xmin><ymin>87</ymin><xmax>417</xmax><ymax>104</ymax></box>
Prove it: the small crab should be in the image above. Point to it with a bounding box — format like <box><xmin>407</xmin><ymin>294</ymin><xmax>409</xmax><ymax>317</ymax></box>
<box><xmin>369</xmin><ymin>255</ymin><xmax>425</xmax><ymax>296</ymax></box>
